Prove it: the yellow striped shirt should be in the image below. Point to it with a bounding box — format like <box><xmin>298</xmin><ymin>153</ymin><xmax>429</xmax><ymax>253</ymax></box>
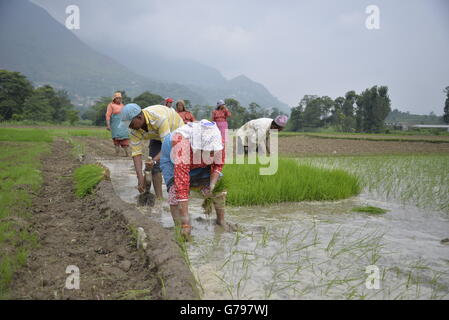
<box><xmin>130</xmin><ymin>105</ymin><xmax>185</xmax><ymax>157</ymax></box>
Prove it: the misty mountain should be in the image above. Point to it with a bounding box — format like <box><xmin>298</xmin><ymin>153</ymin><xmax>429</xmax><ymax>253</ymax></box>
<box><xmin>0</xmin><ymin>0</ymin><xmax>205</xmax><ymax>106</ymax></box>
<box><xmin>107</xmin><ymin>50</ymin><xmax>290</xmax><ymax>111</ymax></box>
<box><xmin>0</xmin><ymin>0</ymin><xmax>289</xmax><ymax>112</ymax></box>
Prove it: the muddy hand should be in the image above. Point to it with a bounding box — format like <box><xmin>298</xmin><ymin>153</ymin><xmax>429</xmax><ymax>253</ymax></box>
<box><xmin>137</xmin><ymin>175</ymin><xmax>146</xmax><ymax>193</ymax></box>
<box><xmin>145</xmin><ymin>160</ymin><xmax>154</xmax><ymax>171</ymax></box>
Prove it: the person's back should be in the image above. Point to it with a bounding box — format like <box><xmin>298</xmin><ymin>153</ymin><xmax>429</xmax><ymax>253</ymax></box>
<box><xmin>130</xmin><ymin>105</ymin><xmax>184</xmax><ymax>142</ymax></box>
<box><xmin>236</xmin><ymin>118</ymin><xmax>273</xmax><ymax>138</ymax></box>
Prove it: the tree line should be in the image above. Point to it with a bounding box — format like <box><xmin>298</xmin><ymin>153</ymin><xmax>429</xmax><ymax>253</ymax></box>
<box><xmin>2</xmin><ymin>69</ymin><xmax>448</xmax><ymax>129</ymax></box>
<box><xmin>0</xmin><ymin>70</ymin><xmax>78</xmax><ymax>124</ymax></box>
<box><xmin>288</xmin><ymin>86</ymin><xmax>392</xmax><ymax>133</ymax></box>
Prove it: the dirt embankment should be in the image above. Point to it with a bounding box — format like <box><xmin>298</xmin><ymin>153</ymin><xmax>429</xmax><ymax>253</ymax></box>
<box><xmin>80</xmin><ymin>134</ymin><xmax>449</xmax><ymax>158</ymax></box>
<box><xmin>78</xmin><ymin>136</ymin><xmax>148</xmax><ymax>160</ymax></box>
<box><xmin>11</xmin><ymin>139</ymin><xmax>197</xmax><ymax>300</ymax></box>
<box><xmin>279</xmin><ymin>136</ymin><xmax>449</xmax><ymax>156</ymax></box>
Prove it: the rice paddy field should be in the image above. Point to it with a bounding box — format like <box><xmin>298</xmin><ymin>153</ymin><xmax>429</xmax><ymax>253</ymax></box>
<box><xmin>2</xmin><ymin>125</ymin><xmax>449</xmax><ymax>300</ymax></box>
<box><xmin>102</xmin><ymin>150</ymin><xmax>449</xmax><ymax>300</ymax></box>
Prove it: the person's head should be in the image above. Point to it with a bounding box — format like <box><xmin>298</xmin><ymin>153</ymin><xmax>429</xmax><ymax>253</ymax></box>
<box><xmin>176</xmin><ymin>100</ymin><xmax>186</xmax><ymax>112</ymax></box>
<box><xmin>270</xmin><ymin>115</ymin><xmax>289</xmax><ymax>132</ymax></box>
<box><xmin>119</xmin><ymin>103</ymin><xmax>144</xmax><ymax>130</ymax></box>
<box><xmin>216</xmin><ymin>99</ymin><xmax>225</xmax><ymax>110</ymax></box>
<box><xmin>113</xmin><ymin>92</ymin><xmax>122</xmax><ymax>104</ymax></box>
<box><xmin>164</xmin><ymin>98</ymin><xmax>174</xmax><ymax>108</ymax></box>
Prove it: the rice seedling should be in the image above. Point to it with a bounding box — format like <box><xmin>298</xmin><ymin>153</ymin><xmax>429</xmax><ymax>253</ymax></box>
<box><xmin>73</xmin><ymin>164</ymin><xmax>106</xmax><ymax>197</ymax></box>
<box><xmin>352</xmin><ymin>206</ymin><xmax>388</xmax><ymax>214</ymax></box>
<box><xmin>297</xmin><ymin>154</ymin><xmax>449</xmax><ymax>213</ymax></box>
<box><xmin>222</xmin><ymin>157</ymin><xmax>361</xmax><ymax>206</ymax></box>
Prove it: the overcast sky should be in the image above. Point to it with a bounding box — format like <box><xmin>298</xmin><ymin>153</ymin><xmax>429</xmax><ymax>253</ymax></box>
<box><xmin>33</xmin><ymin>0</ymin><xmax>449</xmax><ymax>114</ymax></box>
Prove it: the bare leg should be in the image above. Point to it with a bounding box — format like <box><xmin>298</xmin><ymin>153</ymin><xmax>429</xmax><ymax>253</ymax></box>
<box><xmin>213</xmin><ymin>196</ymin><xmax>237</xmax><ymax>232</ymax></box>
<box><xmin>178</xmin><ymin>201</ymin><xmax>191</xmax><ymax>238</ymax></box>
<box><xmin>114</xmin><ymin>145</ymin><xmax>120</xmax><ymax>156</ymax></box>
<box><xmin>152</xmin><ymin>172</ymin><xmax>163</xmax><ymax>199</ymax></box>
<box><xmin>215</xmin><ymin>208</ymin><xmax>226</xmax><ymax>226</ymax></box>
<box><xmin>123</xmin><ymin>146</ymin><xmax>129</xmax><ymax>157</ymax></box>
<box><xmin>169</xmin><ymin>205</ymin><xmax>182</xmax><ymax>225</ymax></box>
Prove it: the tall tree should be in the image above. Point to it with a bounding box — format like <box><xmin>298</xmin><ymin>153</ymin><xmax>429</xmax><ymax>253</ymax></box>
<box><xmin>318</xmin><ymin>96</ymin><xmax>334</xmax><ymax>126</ymax></box>
<box><xmin>133</xmin><ymin>91</ymin><xmax>163</xmax><ymax>107</ymax></box>
<box><xmin>302</xmin><ymin>98</ymin><xmax>322</xmax><ymax>129</ymax></box>
<box><xmin>224</xmin><ymin>98</ymin><xmax>247</xmax><ymax>129</ymax></box>
<box><xmin>331</xmin><ymin>96</ymin><xmax>345</xmax><ymax>130</ymax></box>
<box><xmin>22</xmin><ymin>87</ymin><xmax>53</xmax><ymax>122</ymax></box>
<box><xmin>356</xmin><ymin>86</ymin><xmax>391</xmax><ymax>133</ymax></box>
<box><xmin>444</xmin><ymin>86</ymin><xmax>449</xmax><ymax>124</ymax></box>
<box><xmin>289</xmin><ymin>104</ymin><xmax>304</xmax><ymax>132</ymax></box>
<box><xmin>248</xmin><ymin>102</ymin><xmax>269</xmax><ymax>119</ymax></box>
<box><xmin>341</xmin><ymin>91</ymin><xmax>357</xmax><ymax>132</ymax></box>
<box><xmin>0</xmin><ymin>70</ymin><xmax>34</xmax><ymax>120</ymax></box>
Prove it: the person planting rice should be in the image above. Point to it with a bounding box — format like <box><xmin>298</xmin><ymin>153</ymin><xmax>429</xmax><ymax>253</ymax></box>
<box><xmin>160</xmin><ymin>120</ymin><xmax>236</xmax><ymax>239</ymax></box>
<box><xmin>236</xmin><ymin>115</ymin><xmax>288</xmax><ymax>155</ymax></box>
<box><xmin>106</xmin><ymin>92</ymin><xmax>130</xmax><ymax>156</ymax></box>
<box><xmin>119</xmin><ymin>103</ymin><xmax>185</xmax><ymax>199</ymax></box>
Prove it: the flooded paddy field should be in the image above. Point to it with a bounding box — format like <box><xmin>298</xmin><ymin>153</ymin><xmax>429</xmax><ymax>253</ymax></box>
<box><xmin>100</xmin><ymin>152</ymin><xmax>449</xmax><ymax>300</ymax></box>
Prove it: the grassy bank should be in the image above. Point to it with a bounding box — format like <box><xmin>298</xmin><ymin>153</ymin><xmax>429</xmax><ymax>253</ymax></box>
<box><xmin>0</xmin><ymin>140</ymin><xmax>51</xmax><ymax>298</ymax></box>
<box><xmin>0</xmin><ymin>126</ymin><xmax>110</xmax><ymax>140</ymax></box>
<box><xmin>222</xmin><ymin>158</ymin><xmax>361</xmax><ymax>206</ymax></box>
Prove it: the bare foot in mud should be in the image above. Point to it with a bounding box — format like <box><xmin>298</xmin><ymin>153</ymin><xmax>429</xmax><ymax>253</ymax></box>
<box><xmin>215</xmin><ymin>221</ymin><xmax>239</xmax><ymax>232</ymax></box>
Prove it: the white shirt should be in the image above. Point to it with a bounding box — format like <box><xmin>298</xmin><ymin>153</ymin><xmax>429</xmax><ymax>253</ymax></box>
<box><xmin>235</xmin><ymin>118</ymin><xmax>273</xmax><ymax>148</ymax></box>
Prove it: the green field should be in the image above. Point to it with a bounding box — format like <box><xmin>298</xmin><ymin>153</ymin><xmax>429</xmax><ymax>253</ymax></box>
<box><xmin>0</xmin><ymin>141</ymin><xmax>50</xmax><ymax>298</ymax></box>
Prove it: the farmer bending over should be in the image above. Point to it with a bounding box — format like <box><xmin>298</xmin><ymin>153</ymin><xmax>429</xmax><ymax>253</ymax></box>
<box><xmin>119</xmin><ymin>103</ymin><xmax>184</xmax><ymax>198</ymax></box>
<box><xmin>236</xmin><ymin>115</ymin><xmax>288</xmax><ymax>155</ymax></box>
<box><xmin>160</xmin><ymin>120</ymin><xmax>235</xmax><ymax>238</ymax></box>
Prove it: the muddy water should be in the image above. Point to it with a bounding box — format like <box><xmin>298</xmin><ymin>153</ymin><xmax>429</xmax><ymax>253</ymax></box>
<box><xmin>100</xmin><ymin>158</ymin><xmax>449</xmax><ymax>300</ymax></box>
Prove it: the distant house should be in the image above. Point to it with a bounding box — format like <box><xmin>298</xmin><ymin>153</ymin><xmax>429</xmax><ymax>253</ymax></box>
<box><xmin>411</xmin><ymin>125</ymin><xmax>449</xmax><ymax>132</ymax></box>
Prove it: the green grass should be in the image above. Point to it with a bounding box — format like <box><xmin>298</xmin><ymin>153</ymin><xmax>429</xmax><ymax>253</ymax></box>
<box><xmin>0</xmin><ymin>141</ymin><xmax>49</xmax><ymax>298</ymax></box>
<box><xmin>352</xmin><ymin>206</ymin><xmax>388</xmax><ymax>214</ymax></box>
<box><xmin>0</xmin><ymin>128</ymin><xmax>53</xmax><ymax>142</ymax></box>
<box><xmin>67</xmin><ymin>129</ymin><xmax>110</xmax><ymax>139</ymax></box>
<box><xmin>73</xmin><ymin>164</ymin><xmax>106</xmax><ymax>197</ymax></box>
<box><xmin>222</xmin><ymin>158</ymin><xmax>361</xmax><ymax>206</ymax></box>
<box><xmin>0</xmin><ymin>125</ymin><xmax>111</xmax><ymax>140</ymax></box>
